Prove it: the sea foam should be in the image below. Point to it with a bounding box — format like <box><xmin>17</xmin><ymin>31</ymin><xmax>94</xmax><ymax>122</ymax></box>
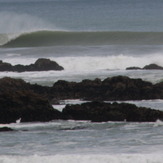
<box><xmin>4</xmin><ymin>53</ymin><xmax>163</xmax><ymax>71</ymax></box>
<box><xmin>0</xmin><ymin>154</ymin><xmax>163</xmax><ymax>163</ymax></box>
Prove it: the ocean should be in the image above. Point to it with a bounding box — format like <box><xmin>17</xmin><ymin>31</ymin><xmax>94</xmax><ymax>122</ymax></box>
<box><xmin>0</xmin><ymin>0</ymin><xmax>163</xmax><ymax>162</ymax></box>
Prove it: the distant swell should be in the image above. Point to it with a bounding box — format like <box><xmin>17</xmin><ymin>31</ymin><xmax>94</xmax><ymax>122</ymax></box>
<box><xmin>2</xmin><ymin>30</ymin><xmax>163</xmax><ymax>47</ymax></box>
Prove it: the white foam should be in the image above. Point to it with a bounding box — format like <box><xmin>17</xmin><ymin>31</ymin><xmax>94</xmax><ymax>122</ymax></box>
<box><xmin>53</xmin><ymin>99</ymin><xmax>88</xmax><ymax>111</ymax></box>
<box><xmin>52</xmin><ymin>105</ymin><xmax>65</xmax><ymax>112</ymax></box>
<box><xmin>1</xmin><ymin>53</ymin><xmax>163</xmax><ymax>86</ymax></box>
<box><xmin>6</xmin><ymin>53</ymin><xmax>22</xmax><ymax>57</ymax></box>
<box><xmin>154</xmin><ymin>119</ymin><xmax>163</xmax><ymax>127</ymax></box>
<box><xmin>52</xmin><ymin>54</ymin><xmax>163</xmax><ymax>71</ymax></box>
<box><xmin>3</xmin><ymin>50</ymin><xmax>163</xmax><ymax>71</ymax></box>
<box><xmin>118</xmin><ymin>99</ymin><xmax>163</xmax><ymax>111</ymax></box>
<box><xmin>0</xmin><ymin>154</ymin><xmax>163</xmax><ymax>163</ymax></box>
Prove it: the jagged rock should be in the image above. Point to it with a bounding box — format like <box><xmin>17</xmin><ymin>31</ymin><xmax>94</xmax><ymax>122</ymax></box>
<box><xmin>1</xmin><ymin>77</ymin><xmax>163</xmax><ymax>123</ymax></box>
<box><xmin>0</xmin><ymin>77</ymin><xmax>62</xmax><ymax>124</ymax></box>
<box><xmin>6</xmin><ymin>75</ymin><xmax>161</xmax><ymax>102</ymax></box>
<box><xmin>0</xmin><ymin>58</ymin><xmax>64</xmax><ymax>72</ymax></box>
<box><xmin>49</xmin><ymin>76</ymin><xmax>163</xmax><ymax>101</ymax></box>
<box><xmin>62</xmin><ymin>101</ymin><xmax>163</xmax><ymax>122</ymax></box>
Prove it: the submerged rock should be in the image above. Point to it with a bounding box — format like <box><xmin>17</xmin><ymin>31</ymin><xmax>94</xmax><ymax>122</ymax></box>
<box><xmin>0</xmin><ymin>127</ymin><xmax>14</xmax><ymax>132</ymax></box>
<box><xmin>126</xmin><ymin>63</ymin><xmax>163</xmax><ymax>70</ymax></box>
<box><xmin>62</xmin><ymin>101</ymin><xmax>163</xmax><ymax>122</ymax></box>
<box><xmin>0</xmin><ymin>58</ymin><xmax>64</xmax><ymax>72</ymax></box>
<box><xmin>126</xmin><ymin>66</ymin><xmax>141</xmax><ymax>70</ymax></box>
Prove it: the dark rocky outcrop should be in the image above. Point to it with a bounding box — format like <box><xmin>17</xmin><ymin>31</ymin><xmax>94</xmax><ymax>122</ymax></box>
<box><xmin>0</xmin><ymin>127</ymin><xmax>14</xmax><ymax>132</ymax></box>
<box><xmin>143</xmin><ymin>64</ymin><xmax>163</xmax><ymax>70</ymax></box>
<box><xmin>1</xmin><ymin>76</ymin><xmax>163</xmax><ymax>104</ymax></box>
<box><xmin>0</xmin><ymin>77</ymin><xmax>163</xmax><ymax>123</ymax></box>
<box><xmin>0</xmin><ymin>58</ymin><xmax>64</xmax><ymax>72</ymax></box>
<box><xmin>0</xmin><ymin>77</ymin><xmax>62</xmax><ymax>124</ymax></box>
<box><xmin>126</xmin><ymin>63</ymin><xmax>163</xmax><ymax>70</ymax></box>
<box><xmin>48</xmin><ymin>76</ymin><xmax>163</xmax><ymax>101</ymax></box>
<box><xmin>62</xmin><ymin>101</ymin><xmax>163</xmax><ymax>122</ymax></box>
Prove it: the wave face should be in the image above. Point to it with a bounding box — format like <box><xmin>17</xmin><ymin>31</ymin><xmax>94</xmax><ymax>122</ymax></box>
<box><xmin>3</xmin><ymin>31</ymin><xmax>163</xmax><ymax>47</ymax></box>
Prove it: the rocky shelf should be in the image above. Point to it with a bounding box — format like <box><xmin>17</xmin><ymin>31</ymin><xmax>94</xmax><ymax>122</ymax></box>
<box><xmin>62</xmin><ymin>101</ymin><xmax>163</xmax><ymax>122</ymax></box>
<box><xmin>0</xmin><ymin>76</ymin><xmax>163</xmax><ymax>124</ymax></box>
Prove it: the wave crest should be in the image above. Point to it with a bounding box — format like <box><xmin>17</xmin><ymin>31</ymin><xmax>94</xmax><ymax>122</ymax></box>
<box><xmin>2</xmin><ymin>30</ymin><xmax>163</xmax><ymax>47</ymax></box>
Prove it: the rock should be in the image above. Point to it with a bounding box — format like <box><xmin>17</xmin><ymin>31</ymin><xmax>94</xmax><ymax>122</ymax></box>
<box><xmin>62</xmin><ymin>101</ymin><xmax>163</xmax><ymax>122</ymax></box>
<box><xmin>5</xmin><ymin>75</ymin><xmax>161</xmax><ymax>102</ymax></box>
<box><xmin>126</xmin><ymin>63</ymin><xmax>163</xmax><ymax>70</ymax></box>
<box><xmin>0</xmin><ymin>77</ymin><xmax>62</xmax><ymax>124</ymax></box>
<box><xmin>0</xmin><ymin>60</ymin><xmax>13</xmax><ymax>71</ymax></box>
<box><xmin>30</xmin><ymin>58</ymin><xmax>64</xmax><ymax>71</ymax></box>
<box><xmin>126</xmin><ymin>66</ymin><xmax>141</xmax><ymax>70</ymax></box>
<box><xmin>1</xmin><ymin>76</ymin><xmax>163</xmax><ymax>124</ymax></box>
<box><xmin>0</xmin><ymin>127</ymin><xmax>14</xmax><ymax>132</ymax></box>
<box><xmin>0</xmin><ymin>58</ymin><xmax>64</xmax><ymax>72</ymax></box>
<box><xmin>50</xmin><ymin>76</ymin><xmax>163</xmax><ymax>101</ymax></box>
<box><xmin>143</xmin><ymin>64</ymin><xmax>163</xmax><ymax>70</ymax></box>
<box><xmin>1</xmin><ymin>77</ymin><xmax>163</xmax><ymax>123</ymax></box>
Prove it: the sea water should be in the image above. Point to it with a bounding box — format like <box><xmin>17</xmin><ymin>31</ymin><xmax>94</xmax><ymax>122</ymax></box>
<box><xmin>0</xmin><ymin>0</ymin><xmax>163</xmax><ymax>162</ymax></box>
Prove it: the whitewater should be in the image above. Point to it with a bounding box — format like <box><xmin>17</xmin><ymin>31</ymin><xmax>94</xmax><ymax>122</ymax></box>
<box><xmin>0</xmin><ymin>0</ymin><xmax>163</xmax><ymax>162</ymax></box>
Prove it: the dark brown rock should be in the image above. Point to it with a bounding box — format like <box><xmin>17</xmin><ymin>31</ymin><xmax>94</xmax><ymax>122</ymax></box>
<box><xmin>49</xmin><ymin>76</ymin><xmax>163</xmax><ymax>101</ymax></box>
<box><xmin>0</xmin><ymin>60</ymin><xmax>13</xmax><ymax>71</ymax></box>
<box><xmin>0</xmin><ymin>77</ymin><xmax>163</xmax><ymax>123</ymax></box>
<box><xmin>30</xmin><ymin>58</ymin><xmax>64</xmax><ymax>71</ymax></box>
<box><xmin>0</xmin><ymin>77</ymin><xmax>62</xmax><ymax>124</ymax></box>
<box><xmin>62</xmin><ymin>101</ymin><xmax>163</xmax><ymax>122</ymax></box>
<box><xmin>14</xmin><ymin>75</ymin><xmax>163</xmax><ymax>102</ymax></box>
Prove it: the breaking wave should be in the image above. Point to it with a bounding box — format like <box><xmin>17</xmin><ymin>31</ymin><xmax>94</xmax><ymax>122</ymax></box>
<box><xmin>2</xmin><ymin>30</ymin><xmax>163</xmax><ymax>47</ymax></box>
<box><xmin>0</xmin><ymin>154</ymin><xmax>163</xmax><ymax>163</ymax></box>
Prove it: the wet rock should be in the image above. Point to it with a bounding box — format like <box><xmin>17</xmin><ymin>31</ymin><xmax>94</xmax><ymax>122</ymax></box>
<box><xmin>4</xmin><ymin>76</ymin><xmax>161</xmax><ymax>102</ymax></box>
<box><xmin>126</xmin><ymin>63</ymin><xmax>163</xmax><ymax>70</ymax></box>
<box><xmin>0</xmin><ymin>77</ymin><xmax>163</xmax><ymax>123</ymax></box>
<box><xmin>62</xmin><ymin>101</ymin><xmax>163</xmax><ymax>122</ymax></box>
<box><xmin>0</xmin><ymin>77</ymin><xmax>62</xmax><ymax>124</ymax></box>
<box><xmin>50</xmin><ymin>76</ymin><xmax>163</xmax><ymax>101</ymax></box>
<box><xmin>29</xmin><ymin>58</ymin><xmax>64</xmax><ymax>71</ymax></box>
<box><xmin>0</xmin><ymin>58</ymin><xmax>64</xmax><ymax>72</ymax></box>
<box><xmin>0</xmin><ymin>127</ymin><xmax>14</xmax><ymax>132</ymax></box>
<box><xmin>0</xmin><ymin>60</ymin><xmax>13</xmax><ymax>71</ymax></box>
<box><xmin>143</xmin><ymin>64</ymin><xmax>163</xmax><ymax>70</ymax></box>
